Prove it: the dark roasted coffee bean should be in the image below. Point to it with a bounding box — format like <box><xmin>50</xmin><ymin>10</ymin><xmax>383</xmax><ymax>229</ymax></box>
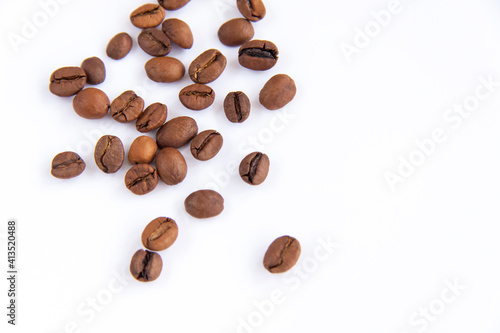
<box><xmin>49</xmin><ymin>67</ymin><xmax>87</xmax><ymax>97</ymax></box>
<box><xmin>138</xmin><ymin>28</ymin><xmax>171</xmax><ymax>57</ymax></box>
<box><xmin>156</xmin><ymin>116</ymin><xmax>198</xmax><ymax>148</ymax></box>
<box><xmin>81</xmin><ymin>57</ymin><xmax>105</xmax><ymax>85</ymax></box>
<box><xmin>263</xmin><ymin>236</ymin><xmax>301</xmax><ymax>273</ymax></box>
<box><xmin>141</xmin><ymin>217</ymin><xmax>178</xmax><ymax>251</ymax></box>
<box><xmin>94</xmin><ymin>135</ymin><xmax>124</xmax><ymax>174</ymax></box>
<box><xmin>130</xmin><ymin>249</ymin><xmax>162</xmax><ymax>282</ymax></box>
<box><xmin>259</xmin><ymin>74</ymin><xmax>296</xmax><ymax>110</ymax></box>
<box><xmin>184</xmin><ymin>190</ymin><xmax>224</xmax><ymax>219</ymax></box>
<box><xmin>223</xmin><ymin>91</ymin><xmax>250</xmax><ymax>123</ymax></box>
<box><xmin>179</xmin><ymin>84</ymin><xmax>215</xmax><ymax>110</ymax></box>
<box><xmin>128</xmin><ymin>136</ymin><xmax>158</xmax><ymax>164</ymax></box>
<box><xmin>110</xmin><ymin>90</ymin><xmax>144</xmax><ymax>123</ymax></box>
<box><xmin>136</xmin><ymin>103</ymin><xmax>168</xmax><ymax>133</ymax></box>
<box><xmin>51</xmin><ymin>152</ymin><xmax>85</xmax><ymax>179</ymax></box>
<box><xmin>106</xmin><ymin>33</ymin><xmax>133</xmax><ymax>60</ymax></box>
<box><xmin>145</xmin><ymin>57</ymin><xmax>185</xmax><ymax>82</ymax></box>
<box><xmin>239</xmin><ymin>152</ymin><xmax>269</xmax><ymax>185</ymax></box>
<box><xmin>237</xmin><ymin>0</ymin><xmax>266</xmax><ymax>22</ymax></box>
<box><xmin>158</xmin><ymin>0</ymin><xmax>190</xmax><ymax>10</ymax></box>
<box><xmin>238</xmin><ymin>40</ymin><xmax>278</xmax><ymax>71</ymax></box>
<box><xmin>125</xmin><ymin>164</ymin><xmax>158</xmax><ymax>195</ymax></box>
<box><xmin>218</xmin><ymin>18</ymin><xmax>254</xmax><ymax>46</ymax></box>
<box><xmin>188</xmin><ymin>49</ymin><xmax>226</xmax><ymax>83</ymax></box>
<box><xmin>155</xmin><ymin>147</ymin><xmax>187</xmax><ymax>185</ymax></box>
<box><xmin>72</xmin><ymin>88</ymin><xmax>109</xmax><ymax>119</ymax></box>
<box><xmin>190</xmin><ymin>130</ymin><xmax>223</xmax><ymax>161</ymax></box>
<box><xmin>130</xmin><ymin>3</ymin><xmax>165</xmax><ymax>28</ymax></box>
<box><xmin>162</xmin><ymin>18</ymin><xmax>193</xmax><ymax>49</ymax></box>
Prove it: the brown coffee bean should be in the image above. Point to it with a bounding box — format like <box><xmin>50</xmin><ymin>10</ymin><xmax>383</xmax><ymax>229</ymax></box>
<box><xmin>130</xmin><ymin>249</ymin><xmax>162</xmax><ymax>282</ymax></box>
<box><xmin>94</xmin><ymin>135</ymin><xmax>124</xmax><ymax>174</ymax></box>
<box><xmin>125</xmin><ymin>164</ymin><xmax>158</xmax><ymax>195</ymax></box>
<box><xmin>130</xmin><ymin>3</ymin><xmax>165</xmax><ymax>28</ymax></box>
<box><xmin>51</xmin><ymin>152</ymin><xmax>85</xmax><ymax>179</ymax></box>
<box><xmin>158</xmin><ymin>0</ymin><xmax>190</xmax><ymax>10</ymax></box>
<box><xmin>80</xmin><ymin>57</ymin><xmax>105</xmax><ymax>85</ymax></box>
<box><xmin>156</xmin><ymin>116</ymin><xmax>198</xmax><ymax>148</ymax></box>
<box><xmin>141</xmin><ymin>217</ymin><xmax>178</xmax><ymax>251</ymax></box>
<box><xmin>223</xmin><ymin>91</ymin><xmax>251</xmax><ymax>123</ymax></box>
<box><xmin>259</xmin><ymin>74</ymin><xmax>296</xmax><ymax>110</ymax></box>
<box><xmin>237</xmin><ymin>0</ymin><xmax>266</xmax><ymax>22</ymax></box>
<box><xmin>106</xmin><ymin>33</ymin><xmax>133</xmax><ymax>60</ymax></box>
<box><xmin>238</xmin><ymin>40</ymin><xmax>278</xmax><ymax>71</ymax></box>
<box><xmin>136</xmin><ymin>103</ymin><xmax>168</xmax><ymax>133</ymax></box>
<box><xmin>218</xmin><ymin>18</ymin><xmax>254</xmax><ymax>46</ymax></box>
<box><xmin>188</xmin><ymin>49</ymin><xmax>226</xmax><ymax>83</ymax></box>
<box><xmin>190</xmin><ymin>130</ymin><xmax>223</xmax><ymax>161</ymax></box>
<box><xmin>179</xmin><ymin>84</ymin><xmax>215</xmax><ymax>110</ymax></box>
<box><xmin>128</xmin><ymin>136</ymin><xmax>158</xmax><ymax>164</ymax></box>
<box><xmin>239</xmin><ymin>152</ymin><xmax>269</xmax><ymax>185</ymax></box>
<box><xmin>145</xmin><ymin>57</ymin><xmax>185</xmax><ymax>83</ymax></box>
<box><xmin>138</xmin><ymin>28</ymin><xmax>171</xmax><ymax>57</ymax></box>
<box><xmin>184</xmin><ymin>190</ymin><xmax>224</xmax><ymax>219</ymax></box>
<box><xmin>49</xmin><ymin>67</ymin><xmax>87</xmax><ymax>97</ymax></box>
<box><xmin>110</xmin><ymin>90</ymin><xmax>144</xmax><ymax>123</ymax></box>
<box><xmin>263</xmin><ymin>236</ymin><xmax>301</xmax><ymax>273</ymax></box>
<box><xmin>161</xmin><ymin>18</ymin><xmax>193</xmax><ymax>49</ymax></box>
<box><xmin>155</xmin><ymin>147</ymin><xmax>187</xmax><ymax>185</ymax></box>
<box><xmin>72</xmin><ymin>88</ymin><xmax>109</xmax><ymax>119</ymax></box>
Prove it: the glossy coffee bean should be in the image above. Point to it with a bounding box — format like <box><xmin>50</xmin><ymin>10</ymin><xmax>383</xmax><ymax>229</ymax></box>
<box><xmin>136</xmin><ymin>103</ymin><xmax>168</xmax><ymax>133</ymax></box>
<box><xmin>162</xmin><ymin>18</ymin><xmax>193</xmax><ymax>49</ymax></box>
<box><xmin>179</xmin><ymin>84</ymin><xmax>215</xmax><ymax>110</ymax></box>
<box><xmin>223</xmin><ymin>91</ymin><xmax>250</xmax><ymax>123</ymax></box>
<box><xmin>263</xmin><ymin>236</ymin><xmax>301</xmax><ymax>273</ymax></box>
<box><xmin>158</xmin><ymin>0</ymin><xmax>190</xmax><ymax>10</ymax></box>
<box><xmin>110</xmin><ymin>90</ymin><xmax>144</xmax><ymax>123</ymax></box>
<box><xmin>72</xmin><ymin>88</ymin><xmax>109</xmax><ymax>119</ymax></box>
<box><xmin>138</xmin><ymin>28</ymin><xmax>171</xmax><ymax>57</ymax></box>
<box><xmin>237</xmin><ymin>0</ymin><xmax>266</xmax><ymax>22</ymax></box>
<box><xmin>130</xmin><ymin>249</ymin><xmax>162</xmax><ymax>282</ymax></box>
<box><xmin>49</xmin><ymin>67</ymin><xmax>87</xmax><ymax>97</ymax></box>
<box><xmin>189</xmin><ymin>49</ymin><xmax>226</xmax><ymax>83</ymax></box>
<box><xmin>259</xmin><ymin>74</ymin><xmax>296</xmax><ymax>110</ymax></box>
<box><xmin>145</xmin><ymin>57</ymin><xmax>185</xmax><ymax>83</ymax></box>
<box><xmin>239</xmin><ymin>152</ymin><xmax>269</xmax><ymax>185</ymax></box>
<box><xmin>128</xmin><ymin>136</ymin><xmax>158</xmax><ymax>164</ymax></box>
<box><xmin>130</xmin><ymin>3</ymin><xmax>165</xmax><ymax>28</ymax></box>
<box><xmin>81</xmin><ymin>57</ymin><xmax>105</xmax><ymax>85</ymax></box>
<box><xmin>155</xmin><ymin>147</ymin><xmax>187</xmax><ymax>185</ymax></box>
<box><xmin>184</xmin><ymin>190</ymin><xmax>224</xmax><ymax>219</ymax></box>
<box><xmin>94</xmin><ymin>135</ymin><xmax>124</xmax><ymax>174</ymax></box>
<box><xmin>141</xmin><ymin>217</ymin><xmax>178</xmax><ymax>251</ymax></box>
<box><xmin>156</xmin><ymin>116</ymin><xmax>198</xmax><ymax>148</ymax></box>
<box><xmin>238</xmin><ymin>40</ymin><xmax>278</xmax><ymax>71</ymax></box>
<box><xmin>106</xmin><ymin>33</ymin><xmax>133</xmax><ymax>60</ymax></box>
<box><xmin>190</xmin><ymin>130</ymin><xmax>223</xmax><ymax>161</ymax></box>
<box><xmin>51</xmin><ymin>152</ymin><xmax>85</xmax><ymax>179</ymax></box>
<box><xmin>218</xmin><ymin>18</ymin><xmax>254</xmax><ymax>46</ymax></box>
<box><xmin>125</xmin><ymin>164</ymin><xmax>158</xmax><ymax>195</ymax></box>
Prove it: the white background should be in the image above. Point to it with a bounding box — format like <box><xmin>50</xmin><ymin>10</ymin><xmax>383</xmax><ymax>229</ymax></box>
<box><xmin>1</xmin><ymin>0</ymin><xmax>500</xmax><ymax>332</ymax></box>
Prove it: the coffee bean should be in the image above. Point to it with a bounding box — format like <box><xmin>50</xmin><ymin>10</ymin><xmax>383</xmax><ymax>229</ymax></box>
<box><xmin>130</xmin><ymin>3</ymin><xmax>165</xmax><ymax>28</ymax></box>
<box><xmin>136</xmin><ymin>103</ymin><xmax>168</xmax><ymax>133</ymax></box>
<box><xmin>238</xmin><ymin>40</ymin><xmax>278</xmax><ymax>71</ymax></box>
<box><xmin>130</xmin><ymin>249</ymin><xmax>162</xmax><ymax>282</ymax></box>
<box><xmin>110</xmin><ymin>90</ymin><xmax>144</xmax><ymax>123</ymax></box>
<box><xmin>218</xmin><ymin>18</ymin><xmax>254</xmax><ymax>46</ymax></box>
<box><xmin>51</xmin><ymin>152</ymin><xmax>85</xmax><ymax>179</ymax></box>
<box><xmin>94</xmin><ymin>135</ymin><xmax>124</xmax><ymax>173</ymax></box>
<box><xmin>184</xmin><ymin>190</ymin><xmax>224</xmax><ymax>219</ymax></box>
<box><xmin>189</xmin><ymin>49</ymin><xmax>226</xmax><ymax>84</ymax></box>
<box><xmin>162</xmin><ymin>18</ymin><xmax>193</xmax><ymax>49</ymax></box>
<box><xmin>80</xmin><ymin>57</ymin><xmax>105</xmax><ymax>85</ymax></box>
<box><xmin>155</xmin><ymin>147</ymin><xmax>187</xmax><ymax>185</ymax></box>
<box><xmin>125</xmin><ymin>164</ymin><xmax>158</xmax><ymax>195</ymax></box>
<box><xmin>190</xmin><ymin>130</ymin><xmax>223</xmax><ymax>161</ymax></box>
<box><xmin>72</xmin><ymin>88</ymin><xmax>109</xmax><ymax>119</ymax></box>
<box><xmin>158</xmin><ymin>0</ymin><xmax>190</xmax><ymax>10</ymax></box>
<box><xmin>49</xmin><ymin>67</ymin><xmax>87</xmax><ymax>97</ymax></box>
<box><xmin>179</xmin><ymin>84</ymin><xmax>215</xmax><ymax>110</ymax></box>
<box><xmin>223</xmin><ymin>91</ymin><xmax>251</xmax><ymax>123</ymax></box>
<box><xmin>128</xmin><ymin>136</ymin><xmax>158</xmax><ymax>164</ymax></box>
<box><xmin>145</xmin><ymin>57</ymin><xmax>185</xmax><ymax>83</ymax></box>
<box><xmin>141</xmin><ymin>217</ymin><xmax>178</xmax><ymax>251</ymax></box>
<box><xmin>156</xmin><ymin>116</ymin><xmax>198</xmax><ymax>148</ymax></box>
<box><xmin>237</xmin><ymin>0</ymin><xmax>266</xmax><ymax>22</ymax></box>
<box><xmin>138</xmin><ymin>28</ymin><xmax>171</xmax><ymax>57</ymax></box>
<box><xmin>106</xmin><ymin>32</ymin><xmax>133</xmax><ymax>60</ymax></box>
<box><xmin>259</xmin><ymin>74</ymin><xmax>296</xmax><ymax>110</ymax></box>
<box><xmin>263</xmin><ymin>236</ymin><xmax>301</xmax><ymax>273</ymax></box>
<box><xmin>239</xmin><ymin>152</ymin><xmax>269</xmax><ymax>185</ymax></box>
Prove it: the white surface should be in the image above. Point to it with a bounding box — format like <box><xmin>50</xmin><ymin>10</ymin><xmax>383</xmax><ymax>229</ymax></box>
<box><xmin>1</xmin><ymin>0</ymin><xmax>500</xmax><ymax>332</ymax></box>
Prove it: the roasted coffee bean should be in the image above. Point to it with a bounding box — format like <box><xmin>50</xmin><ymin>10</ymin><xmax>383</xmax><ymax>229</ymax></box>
<box><xmin>136</xmin><ymin>103</ymin><xmax>168</xmax><ymax>133</ymax></box>
<box><xmin>49</xmin><ymin>67</ymin><xmax>87</xmax><ymax>97</ymax></box>
<box><xmin>130</xmin><ymin>249</ymin><xmax>162</xmax><ymax>282</ymax></box>
<box><xmin>179</xmin><ymin>84</ymin><xmax>215</xmax><ymax>110</ymax></box>
<box><xmin>51</xmin><ymin>152</ymin><xmax>85</xmax><ymax>179</ymax></box>
<box><xmin>158</xmin><ymin>0</ymin><xmax>190</xmax><ymax>10</ymax></box>
<box><xmin>239</xmin><ymin>152</ymin><xmax>269</xmax><ymax>185</ymax></box>
<box><xmin>128</xmin><ymin>136</ymin><xmax>158</xmax><ymax>164</ymax></box>
<box><xmin>223</xmin><ymin>91</ymin><xmax>250</xmax><ymax>123</ymax></box>
<box><xmin>106</xmin><ymin>33</ymin><xmax>133</xmax><ymax>60</ymax></box>
<box><xmin>238</xmin><ymin>40</ymin><xmax>278</xmax><ymax>71</ymax></box>
<box><xmin>110</xmin><ymin>90</ymin><xmax>144</xmax><ymax>123</ymax></box>
<box><xmin>125</xmin><ymin>164</ymin><xmax>158</xmax><ymax>195</ymax></box>
<box><xmin>184</xmin><ymin>190</ymin><xmax>224</xmax><ymax>219</ymax></box>
<box><xmin>130</xmin><ymin>3</ymin><xmax>165</xmax><ymax>28</ymax></box>
<box><xmin>188</xmin><ymin>49</ymin><xmax>226</xmax><ymax>83</ymax></box>
<box><xmin>94</xmin><ymin>135</ymin><xmax>124</xmax><ymax>173</ymax></box>
<box><xmin>72</xmin><ymin>88</ymin><xmax>109</xmax><ymax>119</ymax></box>
<box><xmin>141</xmin><ymin>217</ymin><xmax>178</xmax><ymax>251</ymax></box>
<box><xmin>145</xmin><ymin>57</ymin><xmax>185</xmax><ymax>83</ymax></box>
<box><xmin>161</xmin><ymin>18</ymin><xmax>193</xmax><ymax>49</ymax></box>
<box><xmin>218</xmin><ymin>18</ymin><xmax>254</xmax><ymax>46</ymax></box>
<box><xmin>237</xmin><ymin>0</ymin><xmax>266</xmax><ymax>22</ymax></box>
<box><xmin>155</xmin><ymin>147</ymin><xmax>187</xmax><ymax>185</ymax></box>
<box><xmin>138</xmin><ymin>28</ymin><xmax>171</xmax><ymax>57</ymax></box>
<box><xmin>190</xmin><ymin>130</ymin><xmax>223</xmax><ymax>161</ymax></box>
<box><xmin>259</xmin><ymin>74</ymin><xmax>296</xmax><ymax>110</ymax></box>
<box><xmin>81</xmin><ymin>57</ymin><xmax>105</xmax><ymax>85</ymax></box>
<box><xmin>263</xmin><ymin>236</ymin><xmax>301</xmax><ymax>273</ymax></box>
<box><xmin>156</xmin><ymin>116</ymin><xmax>198</xmax><ymax>148</ymax></box>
